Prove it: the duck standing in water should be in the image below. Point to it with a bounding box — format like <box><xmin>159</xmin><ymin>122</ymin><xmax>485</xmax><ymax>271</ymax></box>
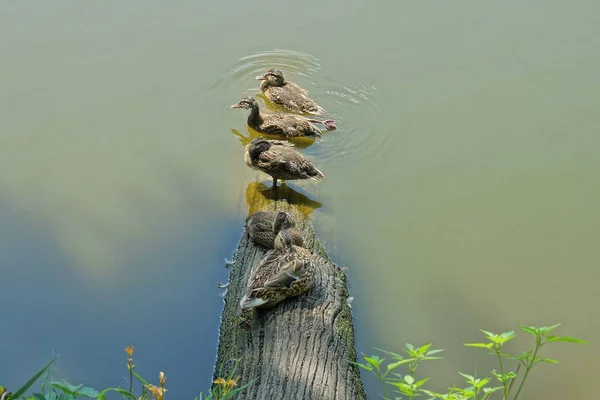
<box><xmin>240</xmin><ymin>228</ymin><xmax>316</xmax><ymax>310</ymax></box>
<box><xmin>244</xmin><ymin>137</ymin><xmax>324</xmax><ymax>190</ymax></box>
<box><xmin>231</xmin><ymin>97</ymin><xmax>335</xmax><ymax>138</ymax></box>
<box><xmin>256</xmin><ymin>69</ymin><xmax>326</xmax><ymax>115</ymax></box>
<box><xmin>246</xmin><ymin>210</ymin><xmax>305</xmax><ymax>249</ymax></box>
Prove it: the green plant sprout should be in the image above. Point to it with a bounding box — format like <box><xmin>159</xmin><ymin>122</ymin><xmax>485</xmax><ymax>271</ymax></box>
<box><xmin>2</xmin><ymin>347</ymin><xmax>250</xmax><ymax>400</ymax></box>
<box><xmin>355</xmin><ymin>323</ymin><xmax>585</xmax><ymax>400</ymax></box>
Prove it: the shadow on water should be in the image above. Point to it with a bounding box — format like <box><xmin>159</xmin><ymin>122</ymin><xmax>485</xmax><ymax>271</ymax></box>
<box><xmin>244</xmin><ymin>181</ymin><xmax>323</xmax><ymax>218</ymax></box>
<box><xmin>230</xmin><ymin>128</ymin><xmax>317</xmax><ymax>149</ymax></box>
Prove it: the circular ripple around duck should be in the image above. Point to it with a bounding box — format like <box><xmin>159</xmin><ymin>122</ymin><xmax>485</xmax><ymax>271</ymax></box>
<box><xmin>215</xmin><ymin>48</ymin><xmax>394</xmax><ymax>168</ymax></box>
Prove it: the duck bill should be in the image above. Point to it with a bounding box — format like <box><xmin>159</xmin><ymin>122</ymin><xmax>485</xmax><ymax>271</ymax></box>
<box><xmin>231</xmin><ymin>103</ymin><xmax>244</xmax><ymax>109</ymax></box>
<box><xmin>255</xmin><ymin>74</ymin><xmax>267</xmax><ymax>81</ymax></box>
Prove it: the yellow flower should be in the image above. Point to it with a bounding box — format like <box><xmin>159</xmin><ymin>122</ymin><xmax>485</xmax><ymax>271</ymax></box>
<box><xmin>145</xmin><ymin>384</ymin><xmax>167</xmax><ymax>400</ymax></box>
<box><xmin>213</xmin><ymin>377</ymin><xmax>238</xmax><ymax>395</ymax></box>
<box><xmin>125</xmin><ymin>346</ymin><xmax>135</xmax><ymax>358</ymax></box>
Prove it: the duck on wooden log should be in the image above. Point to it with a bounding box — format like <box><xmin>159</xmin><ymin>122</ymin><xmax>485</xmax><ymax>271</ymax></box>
<box><xmin>213</xmin><ymin>187</ymin><xmax>366</xmax><ymax>400</ymax></box>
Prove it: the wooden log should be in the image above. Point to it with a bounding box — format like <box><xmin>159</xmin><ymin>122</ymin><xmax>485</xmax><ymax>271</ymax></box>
<box><xmin>213</xmin><ymin>182</ymin><xmax>366</xmax><ymax>400</ymax></box>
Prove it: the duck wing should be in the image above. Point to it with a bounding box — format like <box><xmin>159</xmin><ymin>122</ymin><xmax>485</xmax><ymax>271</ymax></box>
<box><xmin>263</xmin><ymin>147</ymin><xmax>325</xmax><ymax>181</ymax></box>
<box><xmin>263</xmin><ymin>258</ymin><xmax>308</xmax><ymax>289</ymax></box>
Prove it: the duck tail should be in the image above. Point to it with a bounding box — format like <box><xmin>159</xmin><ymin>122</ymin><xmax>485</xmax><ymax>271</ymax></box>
<box><xmin>306</xmin><ymin>119</ymin><xmax>336</xmax><ymax>132</ymax></box>
<box><xmin>308</xmin><ymin>166</ymin><xmax>325</xmax><ymax>182</ymax></box>
<box><xmin>308</xmin><ymin>105</ymin><xmax>326</xmax><ymax>116</ymax></box>
<box><xmin>322</xmin><ymin>119</ymin><xmax>336</xmax><ymax>131</ymax></box>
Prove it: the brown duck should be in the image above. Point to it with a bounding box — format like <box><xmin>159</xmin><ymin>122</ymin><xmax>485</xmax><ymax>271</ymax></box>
<box><xmin>240</xmin><ymin>228</ymin><xmax>316</xmax><ymax>310</ymax></box>
<box><xmin>231</xmin><ymin>97</ymin><xmax>335</xmax><ymax>138</ymax></box>
<box><xmin>246</xmin><ymin>210</ymin><xmax>304</xmax><ymax>249</ymax></box>
<box><xmin>244</xmin><ymin>137</ymin><xmax>324</xmax><ymax>190</ymax></box>
<box><xmin>256</xmin><ymin>69</ymin><xmax>326</xmax><ymax>115</ymax></box>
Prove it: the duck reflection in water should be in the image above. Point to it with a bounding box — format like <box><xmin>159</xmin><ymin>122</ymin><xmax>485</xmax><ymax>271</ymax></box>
<box><xmin>245</xmin><ymin>181</ymin><xmax>323</xmax><ymax>218</ymax></box>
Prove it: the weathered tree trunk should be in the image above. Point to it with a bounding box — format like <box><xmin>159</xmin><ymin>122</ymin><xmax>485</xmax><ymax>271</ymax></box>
<box><xmin>213</xmin><ymin>182</ymin><xmax>366</xmax><ymax>400</ymax></box>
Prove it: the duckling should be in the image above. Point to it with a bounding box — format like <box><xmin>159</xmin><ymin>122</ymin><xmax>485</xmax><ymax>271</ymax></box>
<box><xmin>256</xmin><ymin>69</ymin><xmax>326</xmax><ymax>115</ymax></box>
<box><xmin>240</xmin><ymin>229</ymin><xmax>316</xmax><ymax>310</ymax></box>
<box><xmin>244</xmin><ymin>137</ymin><xmax>325</xmax><ymax>190</ymax></box>
<box><xmin>231</xmin><ymin>97</ymin><xmax>335</xmax><ymax>138</ymax></box>
<box><xmin>245</xmin><ymin>210</ymin><xmax>305</xmax><ymax>249</ymax></box>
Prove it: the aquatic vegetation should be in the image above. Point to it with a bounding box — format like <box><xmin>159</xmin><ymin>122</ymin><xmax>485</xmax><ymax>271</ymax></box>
<box><xmin>2</xmin><ymin>347</ymin><xmax>250</xmax><ymax>400</ymax></box>
<box><xmin>355</xmin><ymin>323</ymin><xmax>585</xmax><ymax>400</ymax></box>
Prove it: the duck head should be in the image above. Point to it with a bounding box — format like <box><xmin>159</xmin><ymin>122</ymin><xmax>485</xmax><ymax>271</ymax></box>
<box><xmin>274</xmin><ymin>228</ymin><xmax>295</xmax><ymax>252</ymax></box>
<box><xmin>256</xmin><ymin>69</ymin><xmax>285</xmax><ymax>88</ymax></box>
<box><xmin>231</xmin><ymin>96</ymin><xmax>259</xmax><ymax>110</ymax></box>
<box><xmin>273</xmin><ymin>211</ymin><xmax>294</xmax><ymax>234</ymax></box>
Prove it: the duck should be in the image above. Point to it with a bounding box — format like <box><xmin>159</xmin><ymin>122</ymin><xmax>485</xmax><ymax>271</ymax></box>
<box><xmin>240</xmin><ymin>228</ymin><xmax>316</xmax><ymax>310</ymax></box>
<box><xmin>231</xmin><ymin>97</ymin><xmax>335</xmax><ymax>138</ymax></box>
<box><xmin>244</xmin><ymin>137</ymin><xmax>325</xmax><ymax>190</ymax></box>
<box><xmin>256</xmin><ymin>69</ymin><xmax>326</xmax><ymax>115</ymax></box>
<box><xmin>245</xmin><ymin>210</ymin><xmax>305</xmax><ymax>249</ymax></box>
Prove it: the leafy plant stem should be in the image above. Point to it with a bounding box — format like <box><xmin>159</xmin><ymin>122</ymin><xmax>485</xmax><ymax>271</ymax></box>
<box><xmin>513</xmin><ymin>338</ymin><xmax>541</xmax><ymax>400</ymax></box>
<box><xmin>378</xmin><ymin>371</ymin><xmax>389</xmax><ymax>400</ymax></box>
<box><xmin>494</xmin><ymin>346</ymin><xmax>508</xmax><ymax>399</ymax></box>
<box><xmin>128</xmin><ymin>367</ymin><xmax>133</xmax><ymax>394</ymax></box>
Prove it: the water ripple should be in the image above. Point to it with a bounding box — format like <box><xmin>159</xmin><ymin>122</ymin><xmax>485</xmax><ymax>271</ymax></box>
<box><xmin>216</xmin><ymin>48</ymin><xmax>394</xmax><ymax>168</ymax></box>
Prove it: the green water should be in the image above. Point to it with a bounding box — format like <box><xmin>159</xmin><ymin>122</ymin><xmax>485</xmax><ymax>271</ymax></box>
<box><xmin>1</xmin><ymin>1</ymin><xmax>598</xmax><ymax>398</ymax></box>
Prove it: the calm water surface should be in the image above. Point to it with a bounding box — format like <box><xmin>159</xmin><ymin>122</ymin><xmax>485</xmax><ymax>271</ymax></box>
<box><xmin>1</xmin><ymin>1</ymin><xmax>599</xmax><ymax>398</ymax></box>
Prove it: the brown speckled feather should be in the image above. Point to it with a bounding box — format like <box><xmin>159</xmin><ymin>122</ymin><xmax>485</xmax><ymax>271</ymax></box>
<box><xmin>241</xmin><ymin>245</ymin><xmax>315</xmax><ymax>309</ymax></box>
<box><xmin>263</xmin><ymin>83</ymin><xmax>325</xmax><ymax>115</ymax></box>
<box><xmin>258</xmin><ymin>113</ymin><xmax>323</xmax><ymax>138</ymax></box>
<box><xmin>256</xmin><ymin>146</ymin><xmax>324</xmax><ymax>181</ymax></box>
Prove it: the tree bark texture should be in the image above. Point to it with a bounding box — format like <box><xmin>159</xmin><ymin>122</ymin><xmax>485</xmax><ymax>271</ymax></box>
<box><xmin>213</xmin><ymin>182</ymin><xmax>366</xmax><ymax>400</ymax></box>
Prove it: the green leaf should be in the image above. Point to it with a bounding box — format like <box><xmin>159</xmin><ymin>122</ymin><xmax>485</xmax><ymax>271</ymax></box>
<box><xmin>355</xmin><ymin>363</ymin><xmax>373</xmax><ymax>372</ymax></box>
<box><xmin>547</xmin><ymin>336</ymin><xmax>587</xmax><ymax>344</ymax></box>
<box><xmin>49</xmin><ymin>382</ymin><xmax>86</xmax><ymax>396</ymax></box>
<box><xmin>375</xmin><ymin>348</ymin><xmax>403</xmax><ymax>359</ymax></box>
<box><xmin>131</xmin><ymin>370</ymin><xmax>150</xmax><ymax>386</ymax></box>
<box><xmin>519</xmin><ymin>325</ymin><xmax>540</xmax><ymax>336</ymax></box>
<box><xmin>463</xmin><ymin>343</ymin><xmax>493</xmax><ymax>349</ymax></box>
<box><xmin>219</xmin><ymin>380</ymin><xmax>253</xmax><ymax>400</ymax></box>
<box><xmin>405</xmin><ymin>343</ymin><xmax>414</xmax><ymax>351</ymax></box>
<box><xmin>539</xmin><ymin>323</ymin><xmax>562</xmax><ymax>335</ymax></box>
<box><xmin>57</xmin><ymin>393</ymin><xmax>76</xmax><ymax>400</ymax></box>
<box><xmin>498</xmin><ymin>331</ymin><xmax>516</xmax><ymax>343</ymax></box>
<box><xmin>540</xmin><ymin>358</ymin><xmax>560</xmax><ymax>364</ymax></box>
<box><xmin>12</xmin><ymin>358</ymin><xmax>57</xmax><ymax>399</ymax></box>
<box><xmin>45</xmin><ymin>393</ymin><xmax>58</xmax><ymax>400</ymax></box>
<box><xmin>387</xmin><ymin>359</ymin><xmax>412</xmax><ymax>371</ymax></box>
<box><xmin>75</xmin><ymin>387</ymin><xmax>99</xmax><ymax>398</ymax></box>
<box><xmin>459</xmin><ymin>373</ymin><xmax>474</xmax><ymax>382</ymax></box>
<box><xmin>479</xmin><ymin>329</ymin><xmax>496</xmax><ymax>339</ymax></box>
<box><xmin>364</xmin><ymin>356</ymin><xmax>383</xmax><ymax>370</ymax></box>
<box><xmin>404</xmin><ymin>375</ymin><xmax>414</xmax><ymax>385</ymax></box>
<box><xmin>32</xmin><ymin>394</ymin><xmax>46</xmax><ymax>400</ymax></box>
<box><xmin>415</xmin><ymin>377</ymin><xmax>430</xmax><ymax>387</ymax></box>
<box><xmin>425</xmin><ymin>349</ymin><xmax>444</xmax><ymax>356</ymax></box>
<box><xmin>97</xmin><ymin>388</ymin><xmax>140</xmax><ymax>400</ymax></box>
<box><xmin>483</xmin><ymin>386</ymin><xmax>503</xmax><ymax>394</ymax></box>
<box><xmin>416</xmin><ymin>343</ymin><xmax>433</xmax><ymax>355</ymax></box>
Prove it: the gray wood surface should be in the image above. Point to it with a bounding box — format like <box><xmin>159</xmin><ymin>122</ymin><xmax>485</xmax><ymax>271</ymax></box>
<box><xmin>213</xmin><ymin>182</ymin><xmax>366</xmax><ymax>400</ymax></box>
